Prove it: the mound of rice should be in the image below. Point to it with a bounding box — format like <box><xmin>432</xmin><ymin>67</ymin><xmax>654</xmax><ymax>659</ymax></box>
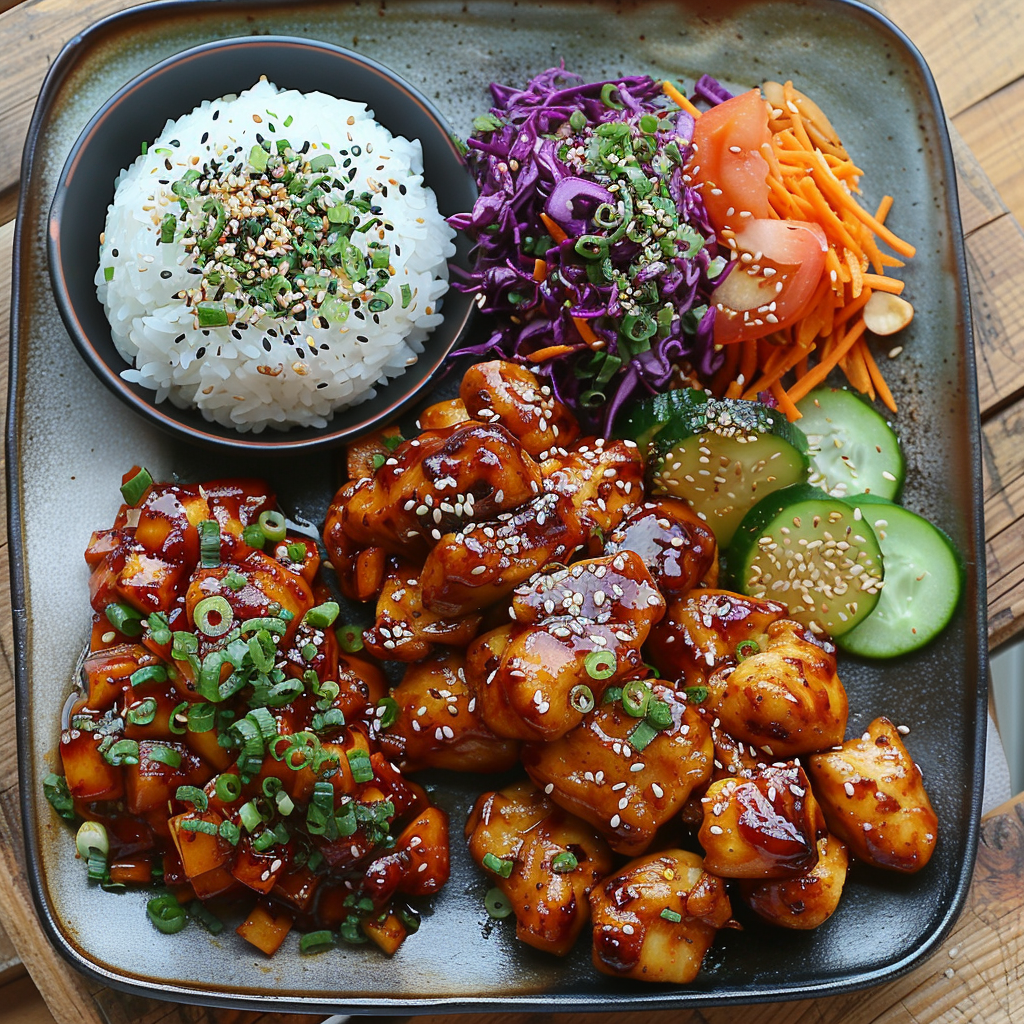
<box><xmin>95</xmin><ymin>78</ymin><xmax>455</xmax><ymax>433</ymax></box>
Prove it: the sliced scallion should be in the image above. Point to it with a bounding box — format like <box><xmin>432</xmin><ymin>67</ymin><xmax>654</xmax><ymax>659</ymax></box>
<box><xmin>482</xmin><ymin>852</ymin><xmax>514</xmax><ymax>879</ymax></box>
<box><xmin>485</xmin><ymin>887</ymin><xmax>513</xmax><ymax>919</ymax></box>
<box><xmin>584</xmin><ymin>650</ymin><xmax>617</xmax><ymax>681</ymax></box>
<box><xmin>258</xmin><ymin>510</ymin><xmax>287</xmax><ymax>542</ymax></box>
<box><xmin>193</xmin><ymin>595</ymin><xmax>233</xmax><ymax>637</ymax></box>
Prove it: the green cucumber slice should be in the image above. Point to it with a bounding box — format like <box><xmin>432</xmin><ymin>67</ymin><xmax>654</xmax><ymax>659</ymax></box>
<box><xmin>637</xmin><ymin>392</ymin><xmax>809</xmax><ymax>546</ymax></box>
<box><xmin>796</xmin><ymin>387</ymin><xmax>904</xmax><ymax>500</ymax></box>
<box><xmin>727</xmin><ymin>483</ymin><xmax>884</xmax><ymax>637</ymax></box>
<box><xmin>837</xmin><ymin>497</ymin><xmax>963</xmax><ymax>658</ymax></box>
<box><xmin>619</xmin><ymin>387</ymin><xmax>711</xmax><ymax>450</ymax></box>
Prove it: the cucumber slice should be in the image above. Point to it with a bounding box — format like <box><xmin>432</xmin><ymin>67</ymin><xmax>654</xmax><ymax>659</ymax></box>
<box><xmin>796</xmin><ymin>387</ymin><xmax>904</xmax><ymax>500</ymax></box>
<box><xmin>632</xmin><ymin>391</ymin><xmax>809</xmax><ymax>546</ymax></box>
<box><xmin>727</xmin><ymin>483</ymin><xmax>884</xmax><ymax>637</ymax></box>
<box><xmin>837</xmin><ymin>497</ymin><xmax>963</xmax><ymax>658</ymax></box>
<box><xmin>619</xmin><ymin>387</ymin><xmax>711</xmax><ymax>450</ymax></box>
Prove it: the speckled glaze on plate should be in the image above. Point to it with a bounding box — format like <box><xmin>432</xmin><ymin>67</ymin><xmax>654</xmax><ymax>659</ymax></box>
<box><xmin>9</xmin><ymin>0</ymin><xmax>986</xmax><ymax>1013</ymax></box>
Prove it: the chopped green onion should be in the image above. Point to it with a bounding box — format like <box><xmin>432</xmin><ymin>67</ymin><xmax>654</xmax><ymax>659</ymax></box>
<box><xmin>186</xmin><ymin>703</ymin><xmax>216</xmax><ymax>733</ymax></box>
<box><xmin>147</xmin><ymin>893</ymin><xmax>188</xmax><ymax>934</ymax></box>
<box><xmin>129</xmin><ymin>665</ymin><xmax>167</xmax><ymax>690</ymax></box>
<box><xmin>602</xmin><ymin>686</ymin><xmax>624</xmax><ymax>705</ymax></box>
<box><xmin>372</xmin><ymin>453</ymin><xmax>386</xmax><ymax>471</ymax></box>
<box><xmin>304</xmin><ymin>601</ymin><xmax>340</xmax><ymax>629</ymax></box>
<box><xmin>198</xmin><ymin>519</ymin><xmax>221</xmax><ymax>567</ymax></box>
<box><xmin>160</xmin><ymin>213</ymin><xmax>177</xmax><ymax>244</ymax></box>
<box><xmin>569</xmin><ymin>109</ymin><xmax>587</xmax><ymax>132</ymax></box>
<box><xmin>684</xmin><ymin>685</ymin><xmax>709</xmax><ymax>704</ymax></box>
<box><xmin>400</xmin><ymin>284</ymin><xmax>412</xmax><ymax>308</ymax></box>
<box><xmin>223</xmin><ymin>569</ymin><xmax>248</xmax><ymax>591</ymax></box>
<box><xmin>375</xmin><ymin>696</ymin><xmax>399</xmax><ymax>730</ymax></box>
<box><xmin>218</xmin><ymin>820</ymin><xmax>241</xmax><ymax>846</ymax></box>
<box><xmin>301</xmin><ymin>643</ymin><xmax>318</xmax><ymax>662</ymax></box>
<box><xmin>286</xmin><ymin>542</ymin><xmax>307</xmax><ymax>562</ymax></box>
<box><xmin>646</xmin><ymin>698</ymin><xmax>673</xmax><ymax>730</ymax></box>
<box><xmin>252</xmin><ymin>829</ymin><xmax>277</xmax><ymax>852</ymax></box>
<box><xmin>347</xmin><ymin>749</ymin><xmax>374</xmax><ymax>784</ymax></box>
<box><xmin>175</xmin><ymin>785</ymin><xmax>208</xmax><ymax>812</ymax></box>
<box><xmin>196</xmin><ymin>302</ymin><xmax>229</xmax><ymax>328</ymax></box>
<box><xmin>622</xmin><ymin>680</ymin><xmax>651</xmax><ymax>718</ymax></box>
<box><xmin>584</xmin><ymin>650</ymin><xmax>617</xmax><ymax>681</ymax></box>
<box><xmin>249</xmin><ymin>144</ymin><xmax>269</xmax><ymax>172</ymax></box>
<box><xmin>660</xmin><ymin>907</ymin><xmax>682</xmax><ymax>924</ymax></box>
<box><xmin>276</xmin><ymin>791</ymin><xmax>295</xmax><ymax>816</ymax></box>
<box><xmin>103</xmin><ymin>266</ymin><xmax>114</xmax><ymax>282</ymax></box>
<box><xmin>600</xmin><ymin>83</ymin><xmax>625</xmax><ymax>109</ymax></box>
<box><xmin>309</xmin><ymin>153</ymin><xmax>336</xmax><ymax>172</ymax></box>
<box><xmin>628</xmin><ymin>719</ymin><xmax>659</xmax><ymax>753</ymax></box>
<box><xmin>169</xmin><ymin>701</ymin><xmax>189</xmax><ymax>735</ymax></box>
<box><xmin>551</xmin><ymin>851</ymin><xmax>578</xmax><ymax>874</ymax></box>
<box><xmin>193</xmin><ymin>595</ymin><xmax>233</xmax><ymax>637</ymax></box>
<box><xmin>339</xmin><ymin>916</ymin><xmax>369</xmax><ymax>945</ymax></box>
<box><xmin>300</xmin><ymin>929</ymin><xmax>337</xmax><ymax>954</ymax></box>
<box><xmin>242</xmin><ymin>523</ymin><xmax>266</xmax><ymax>549</ymax></box>
<box><xmin>141</xmin><ymin>141</ymin><xmax>148</xmax><ymax>155</ymax></box>
<box><xmin>735</xmin><ymin>639</ymin><xmax>761</xmax><ymax>661</ymax></box>
<box><xmin>472</xmin><ymin>113</ymin><xmax>503</xmax><ymax>133</ymax></box>
<box><xmin>76</xmin><ymin>821</ymin><xmax>109</xmax><ymax>860</ymax></box>
<box><xmin>239</xmin><ymin>801</ymin><xmax>263</xmax><ymax>832</ymax></box>
<box><xmin>104</xmin><ymin>739</ymin><xmax>140</xmax><ymax>766</ymax></box>
<box><xmin>171</xmin><ymin>630</ymin><xmax>199</xmax><ymax>657</ymax></box>
<box><xmin>485</xmin><ymin>887</ymin><xmax>513</xmax><ymax>919</ymax></box>
<box><xmin>126</xmin><ymin>697</ymin><xmax>158</xmax><ymax>726</ymax></box>
<box><xmin>43</xmin><ymin>774</ymin><xmax>75</xmax><ymax>821</ymax></box>
<box><xmin>569</xmin><ymin>684</ymin><xmax>595</xmax><ymax>714</ymax></box>
<box><xmin>482</xmin><ymin>852</ymin><xmax>514</xmax><ymax>879</ymax></box>
<box><xmin>105</xmin><ymin>602</ymin><xmax>144</xmax><ymax>637</ymax></box>
<box><xmin>262</xmin><ymin>776</ymin><xmax>283</xmax><ymax>799</ymax></box>
<box><xmin>258</xmin><ymin>510</ymin><xmax>287</xmax><ymax>542</ymax></box>
<box><xmin>188</xmin><ymin>900</ymin><xmax>224</xmax><ymax>935</ymax></box>
<box><xmin>147</xmin><ymin>611</ymin><xmax>172</xmax><ymax>645</ymax></box>
<box><xmin>148</xmin><ymin>745</ymin><xmax>182</xmax><ymax>769</ymax></box>
<box><xmin>214</xmin><ymin>773</ymin><xmax>242</xmax><ymax>803</ymax></box>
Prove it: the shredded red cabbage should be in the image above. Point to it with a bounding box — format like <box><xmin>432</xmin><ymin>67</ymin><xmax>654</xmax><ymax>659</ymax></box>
<box><xmin>449</xmin><ymin>67</ymin><xmax>733</xmax><ymax>432</ymax></box>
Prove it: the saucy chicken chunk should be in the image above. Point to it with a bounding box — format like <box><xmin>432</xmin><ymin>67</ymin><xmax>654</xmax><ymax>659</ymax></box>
<box><xmin>589</xmin><ymin>850</ymin><xmax>733</xmax><ymax>983</ymax></box>
<box><xmin>699</xmin><ymin>763</ymin><xmax>826</xmax><ymax>879</ymax></box>
<box><xmin>808</xmin><ymin>717</ymin><xmax>937</xmax><ymax>873</ymax></box>
<box><xmin>376</xmin><ymin>652</ymin><xmax>520</xmax><ymax>773</ymax></box>
<box><xmin>523</xmin><ymin>682</ymin><xmax>713</xmax><ymax>856</ymax></box>
<box><xmin>705</xmin><ymin>619</ymin><xmax>848</xmax><ymax>759</ymax></box>
<box><xmin>740</xmin><ymin>832</ymin><xmax>849</xmax><ymax>930</ymax></box>
<box><xmin>645</xmin><ymin>589</ymin><xmax>787</xmax><ymax>686</ymax></box>
<box><xmin>460</xmin><ymin>360</ymin><xmax>580</xmax><ymax>456</ymax></box>
<box><xmin>470</xmin><ymin>552</ymin><xmax>665</xmax><ymax>742</ymax></box>
<box><xmin>466</xmin><ymin>781</ymin><xmax>614</xmax><ymax>956</ymax></box>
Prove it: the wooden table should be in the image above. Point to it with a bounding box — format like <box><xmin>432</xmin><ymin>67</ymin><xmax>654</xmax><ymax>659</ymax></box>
<box><xmin>2</xmin><ymin>1</ymin><xmax>1024</xmax><ymax>1022</ymax></box>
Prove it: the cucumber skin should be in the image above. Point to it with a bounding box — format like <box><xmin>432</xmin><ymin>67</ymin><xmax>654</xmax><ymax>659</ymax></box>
<box><xmin>835</xmin><ymin>497</ymin><xmax>965</xmax><ymax>659</ymax></box>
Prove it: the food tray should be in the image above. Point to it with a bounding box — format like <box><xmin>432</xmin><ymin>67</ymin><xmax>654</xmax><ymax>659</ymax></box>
<box><xmin>8</xmin><ymin>0</ymin><xmax>987</xmax><ymax>1013</ymax></box>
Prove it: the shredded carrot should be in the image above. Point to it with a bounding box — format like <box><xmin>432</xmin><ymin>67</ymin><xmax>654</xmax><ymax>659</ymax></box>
<box><xmin>663</xmin><ymin>81</ymin><xmax>702</xmax><ymax>119</ymax></box>
<box><xmin>532</xmin><ymin>258</ymin><xmax>547</xmax><ymax>283</ymax></box>
<box><xmin>710</xmin><ymin>344</ymin><xmax>742</xmax><ymax>396</ymax></box>
<box><xmin>739</xmin><ymin>340</ymin><xmax>759</xmax><ymax>390</ymax></box>
<box><xmin>860</xmin><ymin>339</ymin><xmax>898</xmax><ymax>413</ymax></box>
<box><xmin>861</xmin><ymin>273</ymin><xmax>905</xmax><ymax>295</ymax></box>
<box><xmin>572</xmin><ymin>316</ymin><xmax>604</xmax><ymax>349</ymax></box>
<box><xmin>844</xmin><ymin>247</ymin><xmax>864</xmax><ymax>298</ymax></box>
<box><xmin>788</xmin><ymin>318</ymin><xmax>868</xmax><ymax>404</ymax></box>
<box><xmin>840</xmin><ymin>338</ymin><xmax>873</xmax><ymax>395</ymax></box>
<box><xmin>744</xmin><ymin>342</ymin><xmax>811</xmax><ymax>399</ymax></box>
<box><xmin>526</xmin><ymin>344</ymin><xmax>577</xmax><ymax>363</ymax></box>
<box><xmin>874</xmin><ymin>195</ymin><xmax>894</xmax><ymax>224</ymax></box>
<box><xmin>770</xmin><ymin>380</ymin><xmax>801</xmax><ymax>421</ymax></box>
<box><xmin>539</xmin><ymin>212</ymin><xmax>567</xmax><ymax>245</ymax></box>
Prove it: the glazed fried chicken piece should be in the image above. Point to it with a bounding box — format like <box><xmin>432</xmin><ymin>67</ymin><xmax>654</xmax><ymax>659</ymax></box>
<box><xmin>419</xmin><ymin>491</ymin><xmax>585</xmax><ymax>618</ymax></box>
<box><xmin>604</xmin><ymin>497</ymin><xmax>718</xmax><ymax>595</ymax></box>
<box><xmin>340</xmin><ymin>420</ymin><xmax>543</xmax><ymax>555</ymax></box>
<box><xmin>542</xmin><ymin>436</ymin><xmax>645</xmax><ymax>540</ymax></box>
<box><xmin>460</xmin><ymin>359</ymin><xmax>580</xmax><ymax>456</ymax></box>
<box><xmin>363</xmin><ymin>561</ymin><xmax>483</xmax><ymax>662</ymax></box>
<box><xmin>469</xmin><ymin>552</ymin><xmax>665</xmax><ymax>743</ymax></box>
<box><xmin>807</xmin><ymin>717</ymin><xmax>938</xmax><ymax>873</ymax></box>
<box><xmin>645</xmin><ymin>589</ymin><xmax>787</xmax><ymax>686</ymax></box>
<box><xmin>375</xmin><ymin>651</ymin><xmax>520</xmax><ymax>773</ymax></box>
<box><xmin>523</xmin><ymin>682</ymin><xmax>713</xmax><ymax>856</ymax></box>
<box><xmin>466</xmin><ymin>780</ymin><xmax>614</xmax><ymax>956</ymax></box>
<box><xmin>698</xmin><ymin>763</ymin><xmax>826</xmax><ymax>879</ymax></box>
<box><xmin>705</xmin><ymin>619</ymin><xmax>848</xmax><ymax>759</ymax></box>
<box><xmin>740</xmin><ymin>832</ymin><xmax>849</xmax><ymax>930</ymax></box>
<box><xmin>589</xmin><ymin>850</ymin><xmax>733</xmax><ymax>983</ymax></box>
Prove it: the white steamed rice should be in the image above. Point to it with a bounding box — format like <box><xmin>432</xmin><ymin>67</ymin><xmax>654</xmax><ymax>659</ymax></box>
<box><xmin>95</xmin><ymin>78</ymin><xmax>455</xmax><ymax>433</ymax></box>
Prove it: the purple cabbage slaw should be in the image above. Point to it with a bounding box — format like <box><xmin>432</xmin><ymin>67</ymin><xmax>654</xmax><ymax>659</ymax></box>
<box><xmin>448</xmin><ymin>68</ymin><xmax>734</xmax><ymax>432</ymax></box>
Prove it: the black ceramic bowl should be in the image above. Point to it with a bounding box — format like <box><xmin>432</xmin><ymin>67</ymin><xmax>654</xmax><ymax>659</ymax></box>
<box><xmin>48</xmin><ymin>36</ymin><xmax>477</xmax><ymax>454</ymax></box>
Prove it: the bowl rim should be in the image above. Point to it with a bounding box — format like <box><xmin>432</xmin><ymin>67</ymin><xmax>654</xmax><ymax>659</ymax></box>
<box><xmin>47</xmin><ymin>33</ymin><xmax>477</xmax><ymax>454</ymax></box>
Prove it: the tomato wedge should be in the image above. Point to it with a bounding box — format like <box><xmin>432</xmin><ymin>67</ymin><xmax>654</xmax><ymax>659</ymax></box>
<box><xmin>711</xmin><ymin>219</ymin><xmax>828</xmax><ymax>345</ymax></box>
<box><xmin>689</xmin><ymin>89</ymin><xmax>772</xmax><ymax>233</ymax></box>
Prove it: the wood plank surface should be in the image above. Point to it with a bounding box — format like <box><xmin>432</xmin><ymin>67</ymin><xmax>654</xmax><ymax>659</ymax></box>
<box><xmin>2</xmin><ymin>1</ymin><xmax>1024</xmax><ymax>1023</ymax></box>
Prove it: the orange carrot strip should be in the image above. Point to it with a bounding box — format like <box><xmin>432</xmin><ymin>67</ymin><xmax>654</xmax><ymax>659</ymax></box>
<box><xmin>771</xmin><ymin>380</ymin><xmax>802</xmax><ymax>421</ymax></box>
<box><xmin>844</xmin><ymin>247</ymin><xmax>864</xmax><ymax>299</ymax></box>
<box><xmin>861</xmin><ymin>226</ymin><xmax>887</xmax><ymax>275</ymax></box>
<box><xmin>725</xmin><ymin>380</ymin><xmax>745</xmax><ymax>400</ymax></box>
<box><xmin>860</xmin><ymin>339</ymin><xmax>898</xmax><ymax>413</ymax></box>
<box><xmin>874</xmin><ymin>195</ymin><xmax>894</xmax><ymax>224</ymax></box>
<box><xmin>662</xmin><ymin>81</ymin><xmax>702</xmax><ymax>119</ymax></box>
<box><xmin>532</xmin><ymin>258</ymin><xmax>547</xmax><ymax>283</ymax></box>
<box><xmin>834</xmin><ymin>290</ymin><xmax>872</xmax><ymax>327</ymax></box>
<box><xmin>710</xmin><ymin>344</ymin><xmax>742</xmax><ymax>397</ymax></box>
<box><xmin>744</xmin><ymin>343</ymin><xmax>810</xmax><ymax>399</ymax></box>
<box><xmin>788</xmin><ymin>318</ymin><xmax>868</xmax><ymax>404</ymax></box>
<box><xmin>526</xmin><ymin>344</ymin><xmax>577</xmax><ymax>363</ymax></box>
<box><xmin>840</xmin><ymin>338</ymin><xmax>872</xmax><ymax>395</ymax></box>
<box><xmin>796</xmin><ymin>354</ymin><xmax>810</xmax><ymax>377</ymax></box>
<box><xmin>809</xmin><ymin>151</ymin><xmax>916</xmax><ymax>257</ymax></box>
<box><xmin>739</xmin><ymin>339</ymin><xmax>759</xmax><ymax>389</ymax></box>
<box><xmin>572</xmin><ymin>316</ymin><xmax>604</xmax><ymax>349</ymax></box>
<box><xmin>861</xmin><ymin>273</ymin><xmax>905</xmax><ymax>295</ymax></box>
<box><xmin>879</xmin><ymin>253</ymin><xmax>905</xmax><ymax>268</ymax></box>
<box><xmin>796</xmin><ymin>177</ymin><xmax>861</xmax><ymax>252</ymax></box>
<box><xmin>539</xmin><ymin>212</ymin><xmax>567</xmax><ymax>245</ymax></box>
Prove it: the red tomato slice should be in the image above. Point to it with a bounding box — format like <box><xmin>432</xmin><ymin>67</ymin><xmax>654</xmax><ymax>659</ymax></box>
<box><xmin>689</xmin><ymin>89</ymin><xmax>772</xmax><ymax>233</ymax></box>
<box><xmin>711</xmin><ymin>219</ymin><xmax>828</xmax><ymax>345</ymax></box>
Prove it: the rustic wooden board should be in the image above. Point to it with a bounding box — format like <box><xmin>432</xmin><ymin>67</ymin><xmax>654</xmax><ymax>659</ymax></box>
<box><xmin>2</xmin><ymin>1</ymin><xmax>1024</xmax><ymax>1022</ymax></box>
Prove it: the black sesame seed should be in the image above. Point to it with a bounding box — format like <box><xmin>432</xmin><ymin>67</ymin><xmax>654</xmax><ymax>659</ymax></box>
<box><xmin>357</xmin><ymin>335</ymin><xmax>369</xmax><ymax>343</ymax></box>
<box><xmin>170</xmin><ymin>140</ymin><xmax>180</xmax><ymax>148</ymax></box>
<box><xmin>231</xmin><ymin>329</ymin><xmax>242</xmax><ymax>340</ymax></box>
<box><xmin>316</xmin><ymin>382</ymin><xmax>328</xmax><ymax>389</ymax></box>
<box><xmin>201</xmin><ymin>132</ymin><xmax>209</xmax><ymax>145</ymax></box>
<box><xmin>212</xmin><ymin>110</ymin><xmax>220</xmax><ymax>121</ymax></box>
<box><xmin>111</xmin><ymin>248</ymin><xmax>119</xmax><ymax>257</ymax></box>
<box><xmin>174</xmin><ymin>334</ymin><xmax>185</xmax><ymax>343</ymax></box>
<box><xmin>196</xmin><ymin>347</ymin><xmax>206</xmax><ymax>358</ymax></box>
<box><xmin>160</xmin><ymin>270</ymin><xmax>172</xmax><ymax>279</ymax></box>
<box><xmin>398</xmin><ymin>184</ymin><xmax>407</xmax><ymax>195</ymax></box>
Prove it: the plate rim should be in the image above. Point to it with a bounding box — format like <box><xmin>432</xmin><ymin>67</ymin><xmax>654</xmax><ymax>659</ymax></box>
<box><xmin>7</xmin><ymin>0</ymin><xmax>989</xmax><ymax>1012</ymax></box>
